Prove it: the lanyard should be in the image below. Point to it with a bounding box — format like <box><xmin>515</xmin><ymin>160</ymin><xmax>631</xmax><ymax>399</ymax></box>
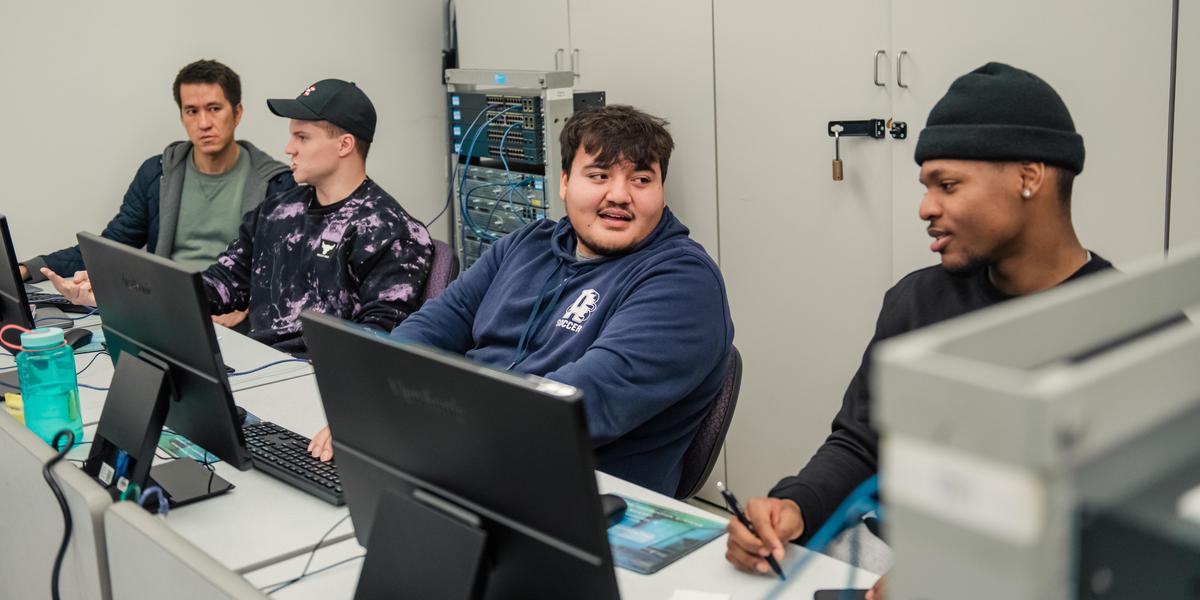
<box><xmin>508</xmin><ymin>261</ymin><xmax>570</xmax><ymax>370</ymax></box>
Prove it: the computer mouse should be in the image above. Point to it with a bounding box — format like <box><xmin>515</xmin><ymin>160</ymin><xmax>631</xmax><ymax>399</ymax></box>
<box><xmin>64</xmin><ymin>328</ymin><xmax>93</xmax><ymax>350</ymax></box>
<box><xmin>600</xmin><ymin>493</ymin><xmax>627</xmax><ymax>528</ymax></box>
<box><xmin>235</xmin><ymin>405</ymin><xmax>247</xmax><ymax>425</ymax></box>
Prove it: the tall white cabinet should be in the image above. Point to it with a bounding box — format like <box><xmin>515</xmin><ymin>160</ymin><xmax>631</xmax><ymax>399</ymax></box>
<box><xmin>889</xmin><ymin>0</ymin><xmax>1174</xmax><ymax>279</ymax></box>
<box><xmin>713</xmin><ymin>0</ymin><xmax>897</xmax><ymax>504</ymax></box>
<box><xmin>453</xmin><ymin>1</ymin><xmax>1185</xmax><ymax>506</ymax></box>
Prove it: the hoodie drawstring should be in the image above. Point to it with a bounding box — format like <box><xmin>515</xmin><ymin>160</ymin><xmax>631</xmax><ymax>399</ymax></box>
<box><xmin>508</xmin><ymin>257</ymin><xmax>602</xmax><ymax>370</ymax></box>
<box><xmin>508</xmin><ymin>259</ymin><xmax>568</xmax><ymax>369</ymax></box>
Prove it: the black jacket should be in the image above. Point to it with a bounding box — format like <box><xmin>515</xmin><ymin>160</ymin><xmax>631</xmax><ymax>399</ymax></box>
<box><xmin>770</xmin><ymin>254</ymin><xmax>1114</xmax><ymax>542</ymax></box>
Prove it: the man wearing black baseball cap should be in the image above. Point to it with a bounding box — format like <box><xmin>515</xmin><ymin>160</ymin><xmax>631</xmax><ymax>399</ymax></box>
<box><xmin>45</xmin><ymin>79</ymin><xmax>434</xmax><ymax>353</ymax></box>
<box><xmin>725</xmin><ymin>63</ymin><xmax>1111</xmax><ymax>596</ymax></box>
<box><xmin>195</xmin><ymin>78</ymin><xmax>433</xmax><ymax>353</ymax></box>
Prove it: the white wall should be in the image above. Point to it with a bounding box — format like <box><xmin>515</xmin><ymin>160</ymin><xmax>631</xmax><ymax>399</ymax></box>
<box><xmin>0</xmin><ymin>0</ymin><xmax>449</xmax><ymax>261</ymax></box>
<box><xmin>1172</xmin><ymin>0</ymin><xmax>1200</xmax><ymax>251</ymax></box>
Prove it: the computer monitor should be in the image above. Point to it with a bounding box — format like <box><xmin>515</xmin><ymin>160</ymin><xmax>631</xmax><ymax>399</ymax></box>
<box><xmin>0</xmin><ymin>215</ymin><xmax>40</xmax><ymax>390</ymax></box>
<box><xmin>0</xmin><ymin>214</ymin><xmax>38</xmax><ymax>344</ymax></box>
<box><xmin>77</xmin><ymin>232</ymin><xmax>244</xmax><ymax>505</ymax></box>
<box><xmin>301</xmin><ymin>311</ymin><xmax>620</xmax><ymax>600</ymax></box>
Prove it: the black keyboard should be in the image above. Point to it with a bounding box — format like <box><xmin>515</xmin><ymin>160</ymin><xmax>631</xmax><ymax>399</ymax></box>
<box><xmin>27</xmin><ymin>292</ymin><xmax>96</xmax><ymax>314</ymax></box>
<box><xmin>242</xmin><ymin>421</ymin><xmax>344</xmax><ymax>506</ymax></box>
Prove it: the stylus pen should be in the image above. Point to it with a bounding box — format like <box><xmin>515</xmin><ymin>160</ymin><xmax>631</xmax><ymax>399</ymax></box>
<box><xmin>718</xmin><ymin>481</ymin><xmax>785</xmax><ymax>581</ymax></box>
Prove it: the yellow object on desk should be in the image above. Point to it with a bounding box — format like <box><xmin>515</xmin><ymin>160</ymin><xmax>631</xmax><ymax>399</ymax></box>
<box><xmin>4</xmin><ymin>392</ymin><xmax>23</xmax><ymax>424</ymax></box>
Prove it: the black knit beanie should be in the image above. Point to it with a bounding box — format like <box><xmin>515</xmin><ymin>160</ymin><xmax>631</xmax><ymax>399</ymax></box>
<box><xmin>914</xmin><ymin>62</ymin><xmax>1085</xmax><ymax>174</ymax></box>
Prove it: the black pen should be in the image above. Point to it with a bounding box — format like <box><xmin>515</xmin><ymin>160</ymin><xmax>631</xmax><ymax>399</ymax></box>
<box><xmin>718</xmin><ymin>481</ymin><xmax>785</xmax><ymax>580</ymax></box>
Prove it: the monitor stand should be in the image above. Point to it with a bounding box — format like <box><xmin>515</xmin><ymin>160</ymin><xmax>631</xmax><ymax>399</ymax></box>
<box><xmin>83</xmin><ymin>351</ymin><xmax>233</xmax><ymax>508</ymax></box>
<box><xmin>355</xmin><ymin>488</ymin><xmax>487</xmax><ymax>600</ymax></box>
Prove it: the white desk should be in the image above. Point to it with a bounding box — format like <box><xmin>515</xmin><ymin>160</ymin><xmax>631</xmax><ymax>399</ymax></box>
<box><xmin>237</xmin><ymin>472</ymin><xmax>879</xmax><ymax>599</ymax></box>
<box><xmin>56</xmin><ymin>329</ymin><xmax>335</xmax><ymax>575</ymax></box>
<box><xmin>72</xmin><ymin>324</ymin><xmax>313</xmax><ymax>426</ymax></box>
<box><xmin>99</xmin><ymin>366</ymin><xmax>880</xmax><ymax>598</ymax></box>
<box><xmin>242</xmin><ymin>538</ymin><xmax>364</xmax><ymax>598</ymax></box>
<box><xmin>45</xmin><ymin>322</ymin><xmax>880</xmax><ymax>598</ymax></box>
<box><xmin>160</xmin><ymin>374</ymin><xmax>350</xmax><ymax>574</ymax></box>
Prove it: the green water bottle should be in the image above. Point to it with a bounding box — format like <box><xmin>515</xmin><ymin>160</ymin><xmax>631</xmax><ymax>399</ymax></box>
<box><xmin>17</xmin><ymin>328</ymin><xmax>83</xmax><ymax>450</ymax></box>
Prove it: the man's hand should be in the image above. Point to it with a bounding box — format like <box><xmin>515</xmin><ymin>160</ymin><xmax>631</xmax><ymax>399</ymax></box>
<box><xmin>725</xmin><ymin>497</ymin><xmax>805</xmax><ymax>575</ymax></box>
<box><xmin>212</xmin><ymin>309</ymin><xmax>248</xmax><ymax>329</ymax></box>
<box><xmin>866</xmin><ymin>574</ymin><xmax>886</xmax><ymax>600</ymax></box>
<box><xmin>41</xmin><ymin>268</ymin><xmax>97</xmax><ymax>307</ymax></box>
<box><xmin>308</xmin><ymin>426</ymin><xmax>334</xmax><ymax>462</ymax></box>
<box><xmin>18</xmin><ymin>264</ymin><xmax>29</xmax><ymax>281</ymax></box>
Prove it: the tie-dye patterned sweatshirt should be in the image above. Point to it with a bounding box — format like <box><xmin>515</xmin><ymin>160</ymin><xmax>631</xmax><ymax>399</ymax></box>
<box><xmin>201</xmin><ymin>178</ymin><xmax>432</xmax><ymax>354</ymax></box>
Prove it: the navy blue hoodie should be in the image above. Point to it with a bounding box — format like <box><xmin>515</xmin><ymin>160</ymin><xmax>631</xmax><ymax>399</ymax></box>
<box><xmin>390</xmin><ymin>207</ymin><xmax>733</xmax><ymax>495</ymax></box>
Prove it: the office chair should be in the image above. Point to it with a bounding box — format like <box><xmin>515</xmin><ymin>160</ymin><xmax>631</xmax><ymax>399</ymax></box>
<box><xmin>675</xmin><ymin>345</ymin><xmax>742</xmax><ymax>499</ymax></box>
<box><xmin>419</xmin><ymin>239</ymin><xmax>460</xmax><ymax>306</ymax></box>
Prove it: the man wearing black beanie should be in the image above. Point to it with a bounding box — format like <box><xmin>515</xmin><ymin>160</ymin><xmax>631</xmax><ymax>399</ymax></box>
<box><xmin>725</xmin><ymin>63</ymin><xmax>1111</xmax><ymax>594</ymax></box>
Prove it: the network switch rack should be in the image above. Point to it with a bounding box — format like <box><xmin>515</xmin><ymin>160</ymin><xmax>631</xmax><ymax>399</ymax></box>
<box><xmin>457</xmin><ymin>164</ymin><xmax>547</xmax><ymax>269</ymax></box>
<box><xmin>444</xmin><ymin>70</ymin><xmax>604</xmax><ymax>269</ymax></box>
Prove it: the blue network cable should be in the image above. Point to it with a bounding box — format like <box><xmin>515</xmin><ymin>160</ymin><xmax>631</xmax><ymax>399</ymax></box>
<box><xmin>227</xmin><ymin>358</ymin><xmax>311</xmax><ymax>377</ymax></box>
<box><xmin>466</xmin><ymin>178</ymin><xmax>535</xmax><ymax>237</ymax></box>
<box><xmin>496</xmin><ymin>121</ymin><xmax>535</xmax><ymax>222</ymax></box>
<box><xmin>458</xmin><ymin>105</ymin><xmax>523</xmax><ymax>241</ymax></box>
<box><xmin>498</xmin><ymin>120</ymin><xmax>523</xmax><ymax>174</ymax></box>
<box><xmin>458</xmin><ymin>104</ymin><xmax>521</xmax><ymax>222</ymax></box>
<box><xmin>429</xmin><ymin>103</ymin><xmax>500</xmax><ymax>226</ymax></box>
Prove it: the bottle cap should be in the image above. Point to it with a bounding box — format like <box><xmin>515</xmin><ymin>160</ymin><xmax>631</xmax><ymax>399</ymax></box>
<box><xmin>20</xmin><ymin>327</ymin><xmax>66</xmax><ymax>350</ymax></box>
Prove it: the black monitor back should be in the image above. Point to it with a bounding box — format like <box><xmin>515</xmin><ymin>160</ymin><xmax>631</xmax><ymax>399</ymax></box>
<box><xmin>301</xmin><ymin>311</ymin><xmax>619</xmax><ymax>600</ymax></box>
<box><xmin>0</xmin><ymin>215</ymin><xmax>35</xmax><ymax>353</ymax></box>
<box><xmin>77</xmin><ymin>232</ymin><xmax>249</xmax><ymax>468</ymax></box>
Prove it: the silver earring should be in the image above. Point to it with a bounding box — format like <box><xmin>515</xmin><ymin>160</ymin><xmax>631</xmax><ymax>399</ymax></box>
<box><xmin>1022</xmin><ymin>189</ymin><xmax>1032</xmax><ymax>198</ymax></box>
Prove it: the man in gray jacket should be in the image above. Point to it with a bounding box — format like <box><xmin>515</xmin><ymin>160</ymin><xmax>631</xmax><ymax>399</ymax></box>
<box><xmin>21</xmin><ymin>59</ymin><xmax>294</xmax><ymax>325</ymax></box>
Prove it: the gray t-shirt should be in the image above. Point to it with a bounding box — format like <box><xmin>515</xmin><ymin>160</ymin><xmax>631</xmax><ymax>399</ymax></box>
<box><xmin>172</xmin><ymin>148</ymin><xmax>251</xmax><ymax>272</ymax></box>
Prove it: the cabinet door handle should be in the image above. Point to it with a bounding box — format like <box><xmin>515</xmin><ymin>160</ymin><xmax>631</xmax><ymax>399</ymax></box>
<box><xmin>874</xmin><ymin>50</ymin><xmax>887</xmax><ymax>87</ymax></box>
<box><xmin>555</xmin><ymin>48</ymin><xmax>565</xmax><ymax>71</ymax></box>
<box><xmin>571</xmin><ymin>48</ymin><xmax>580</xmax><ymax>78</ymax></box>
<box><xmin>897</xmin><ymin>50</ymin><xmax>909</xmax><ymax>88</ymax></box>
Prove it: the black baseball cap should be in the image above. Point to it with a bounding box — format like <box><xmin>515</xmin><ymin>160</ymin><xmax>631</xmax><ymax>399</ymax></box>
<box><xmin>267</xmin><ymin>79</ymin><xmax>377</xmax><ymax>142</ymax></box>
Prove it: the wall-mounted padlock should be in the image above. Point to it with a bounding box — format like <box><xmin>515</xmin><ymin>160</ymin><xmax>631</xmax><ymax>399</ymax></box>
<box><xmin>831</xmin><ymin>125</ymin><xmax>844</xmax><ymax>181</ymax></box>
<box><xmin>826</xmin><ymin>119</ymin><xmax>907</xmax><ymax>182</ymax></box>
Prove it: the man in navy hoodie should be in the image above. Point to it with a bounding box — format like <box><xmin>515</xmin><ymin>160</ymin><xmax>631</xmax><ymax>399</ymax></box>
<box><xmin>309</xmin><ymin>105</ymin><xmax>734</xmax><ymax>496</ymax></box>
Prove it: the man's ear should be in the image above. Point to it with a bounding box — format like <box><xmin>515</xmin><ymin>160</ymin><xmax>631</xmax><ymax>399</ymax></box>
<box><xmin>560</xmin><ymin>170</ymin><xmax>569</xmax><ymax>201</ymax></box>
<box><xmin>1018</xmin><ymin>161</ymin><xmax>1047</xmax><ymax>199</ymax></box>
<box><xmin>339</xmin><ymin>134</ymin><xmax>356</xmax><ymax>159</ymax></box>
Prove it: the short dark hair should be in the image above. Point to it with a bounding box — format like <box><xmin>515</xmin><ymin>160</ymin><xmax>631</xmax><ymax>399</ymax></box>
<box><xmin>560</xmin><ymin>105</ymin><xmax>674</xmax><ymax>181</ymax></box>
<box><xmin>994</xmin><ymin>161</ymin><xmax>1076</xmax><ymax>206</ymax></box>
<box><xmin>173</xmin><ymin>59</ymin><xmax>241</xmax><ymax>108</ymax></box>
<box><xmin>315</xmin><ymin>121</ymin><xmax>371</xmax><ymax>161</ymax></box>
<box><xmin>1053</xmin><ymin>166</ymin><xmax>1075</xmax><ymax>205</ymax></box>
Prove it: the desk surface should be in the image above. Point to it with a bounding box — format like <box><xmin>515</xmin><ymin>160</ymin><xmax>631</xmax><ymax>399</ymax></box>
<box><xmin>72</xmin><ymin>322</ymin><xmax>313</xmax><ymax>426</ymax></box>
<box><xmin>35</xmin><ymin>321</ymin><xmax>878</xmax><ymax>598</ymax></box>
<box><xmin>240</xmin><ymin>473</ymin><xmax>878</xmax><ymax>599</ymax></box>
<box><xmin>161</xmin><ymin>375</ymin><xmax>347</xmax><ymax>574</ymax></box>
<box><xmin>61</xmin><ymin>328</ymin><xmax>333</xmax><ymax>575</ymax></box>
